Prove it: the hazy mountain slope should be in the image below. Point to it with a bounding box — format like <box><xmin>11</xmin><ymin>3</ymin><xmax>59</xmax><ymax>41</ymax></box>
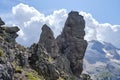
<box><xmin>83</xmin><ymin>40</ymin><xmax>120</xmax><ymax>80</ymax></box>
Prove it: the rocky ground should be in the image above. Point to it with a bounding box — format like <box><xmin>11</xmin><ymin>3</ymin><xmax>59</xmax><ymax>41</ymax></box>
<box><xmin>0</xmin><ymin>11</ymin><xmax>91</xmax><ymax>80</ymax></box>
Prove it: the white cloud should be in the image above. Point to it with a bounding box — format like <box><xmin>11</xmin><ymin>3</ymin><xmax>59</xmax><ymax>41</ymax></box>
<box><xmin>12</xmin><ymin>3</ymin><xmax>67</xmax><ymax>46</ymax></box>
<box><xmin>79</xmin><ymin>11</ymin><xmax>98</xmax><ymax>40</ymax></box>
<box><xmin>6</xmin><ymin>3</ymin><xmax>120</xmax><ymax>48</ymax></box>
<box><xmin>79</xmin><ymin>11</ymin><xmax>120</xmax><ymax>48</ymax></box>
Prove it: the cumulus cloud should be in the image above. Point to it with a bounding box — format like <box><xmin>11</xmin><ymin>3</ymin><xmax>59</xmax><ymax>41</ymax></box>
<box><xmin>79</xmin><ymin>11</ymin><xmax>120</xmax><ymax>48</ymax></box>
<box><xmin>10</xmin><ymin>3</ymin><xmax>120</xmax><ymax>48</ymax></box>
<box><xmin>12</xmin><ymin>3</ymin><xmax>67</xmax><ymax>46</ymax></box>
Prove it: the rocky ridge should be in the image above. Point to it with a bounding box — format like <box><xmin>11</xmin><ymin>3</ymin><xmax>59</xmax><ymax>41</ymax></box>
<box><xmin>0</xmin><ymin>11</ymin><xmax>90</xmax><ymax>80</ymax></box>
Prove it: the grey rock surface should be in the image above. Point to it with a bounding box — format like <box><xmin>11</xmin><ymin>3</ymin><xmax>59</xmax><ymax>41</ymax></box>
<box><xmin>0</xmin><ymin>26</ymin><xmax>19</xmax><ymax>43</ymax></box>
<box><xmin>0</xmin><ymin>11</ymin><xmax>88</xmax><ymax>80</ymax></box>
<box><xmin>4</xmin><ymin>26</ymin><xmax>19</xmax><ymax>33</ymax></box>
<box><xmin>57</xmin><ymin>11</ymin><xmax>88</xmax><ymax>77</ymax></box>
<box><xmin>39</xmin><ymin>24</ymin><xmax>59</xmax><ymax>58</ymax></box>
<box><xmin>29</xmin><ymin>43</ymin><xmax>60</xmax><ymax>80</ymax></box>
<box><xmin>29</xmin><ymin>11</ymin><xmax>87</xmax><ymax>79</ymax></box>
<box><xmin>0</xmin><ymin>18</ymin><xmax>5</xmax><ymax>26</ymax></box>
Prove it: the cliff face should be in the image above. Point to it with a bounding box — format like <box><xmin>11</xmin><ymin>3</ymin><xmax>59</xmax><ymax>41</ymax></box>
<box><xmin>0</xmin><ymin>11</ymin><xmax>89</xmax><ymax>80</ymax></box>
<box><xmin>57</xmin><ymin>11</ymin><xmax>87</xmax><ymax>77</ymax></box>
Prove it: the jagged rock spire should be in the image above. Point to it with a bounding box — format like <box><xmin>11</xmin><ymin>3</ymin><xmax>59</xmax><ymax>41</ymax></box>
<box><xmin>39</xmin><ymin>24</ymin><xmax>59</xmax><ymax>58</ymax></box>
<box><xmin>63</xmin><ymin>11</ymin><xmax>85</xmax><ymax>39</ymax></box>
<box><xmin>57</xmin><ymin>11</ymin><xmax>88</xmax><ymax>77</ymax></box>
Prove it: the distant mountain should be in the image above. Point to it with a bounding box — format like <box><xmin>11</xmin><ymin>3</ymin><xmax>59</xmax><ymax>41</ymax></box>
<box><xmin>83</xmin><ymin>40</ymin><xmax>120</xmax><ymax>80</ymax></box>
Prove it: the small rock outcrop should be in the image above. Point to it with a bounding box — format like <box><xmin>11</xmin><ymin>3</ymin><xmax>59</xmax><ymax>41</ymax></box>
<box><xmin>0</xmin><ymin>18</ymin><xmax>5</xmax><ymax>26</ymax></box>
<box><xmin>0</xmin><ymin>11</ymin><xmax>88</xmax><ymax>80</ymax></box>
<box><xmin>0</xmin><ymin>26</ymin><xmax>19</xmax><ymax>43</ymax></box>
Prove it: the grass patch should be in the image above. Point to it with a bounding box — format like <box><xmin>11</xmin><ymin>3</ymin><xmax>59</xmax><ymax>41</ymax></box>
<box><xmin>57</xmin><ymin>77</ymin><xmax>65</xmax><ymax>80</ymax></box>
<box><xmin>15</xmin><ymin>66</ymin><xmax>23</xmax><ymax>74</ymax></box>
<box><xmin>0</xmin><ymin>48</ymin><xmax>6</xmax><ymax>62</ymax></box>
<box><xmin>0</xmin><ymin>49</ymin><xmax>5</xmax><ymax>57</ymax></box>
<box><xmin>0</xmin><ymin>36</ymin><xmax>4</xmax><ymax>41</ymax></box>
<box><xmin>26</xmin><ymin>70</ymin><xmax>44</xmax><ymax>80</ymax></box>
<box><xmin>48</xmin><ymin>56</ymin><xmax>54</xmax><ymax>63</ymax></box>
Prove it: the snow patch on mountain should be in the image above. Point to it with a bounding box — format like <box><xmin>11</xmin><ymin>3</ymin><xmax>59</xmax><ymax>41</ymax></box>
<box><xmin>83</xmin><ymin>40</ymin><xmax>120</xmax><ymax>80</ymax></box>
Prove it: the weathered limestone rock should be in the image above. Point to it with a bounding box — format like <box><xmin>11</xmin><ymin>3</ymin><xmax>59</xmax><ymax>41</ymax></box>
<box><xmin>0</xmin><ymin>18</ymin><xmax>20</xmax><ymax>43</ymax></box>
<box><xmin>0</xmin><ymin>18</ymin><xmax>27</xmax><ymax>80</ymax></box>
<box><xmin>39</xmin><ymin>24</ymin><xmax>59</xmax><ymax>58</ymax></box>
<box><xmin>63</xmin><ymin>11</ymin><xmax>85</xmax><ymax>39</ymax></box>
<box><xmin>29</xmin><ymin>43</ymin><xmax>60</xmax><ymax>80</ymax></box>
<box><xmin>0</xmin><ymin>26</ymin><xmax>19</xmax><ymax>43</ymax></box>
<box><xmin>0</xmin><ymin>48</ymin><xmax>14</xmax><ymax>80</ymax></box>
<box><xmin>29</xmin><ymin>11</ymin><xmax>87</xmax><ymax>80</ymax></box>
<box><xmin>57</xmin><ymin>11</ymin><xmax>88</xmax><ymax>77</ymax></box>
<box><xmin>0</xmin><ymin>11</ymin><xmax>88</xmax><ymax>80</ymax></box>
<box><xmin>29</xmin><ymin>24</ymin><xmax>72</xmax><ymax>80</ymax></box>
<box><xmin>3</xmin><ymin>26</ymin><xmax>19</xmax><ymax>33</ymax></box>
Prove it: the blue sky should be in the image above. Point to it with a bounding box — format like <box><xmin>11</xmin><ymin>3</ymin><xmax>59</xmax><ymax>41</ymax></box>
<box><xmin>0</xmin><ymin>0</ymin><xmax>120</xmax><ymax>24</ymax></box>
<box><xmin>0</xmin><ymin>0</ymin><xmax>120</xmax><ymax>48</ymax></box>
